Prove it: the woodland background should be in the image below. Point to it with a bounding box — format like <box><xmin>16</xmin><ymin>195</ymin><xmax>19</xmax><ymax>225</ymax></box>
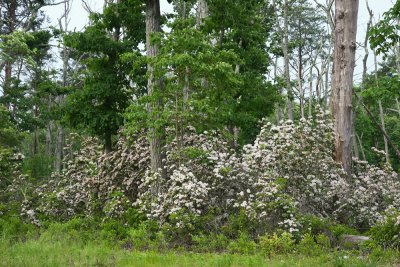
<box><xmin>1</xmin><ymin>0</ymin><xmax>400</xmax><ymax>266</ymax></box>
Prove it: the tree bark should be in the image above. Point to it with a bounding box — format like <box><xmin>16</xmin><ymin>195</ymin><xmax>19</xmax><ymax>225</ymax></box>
<box><xmin>196</xmin><ymin>0</ymin><xmax>208</xmax><ymax>27</ymax></box>
<box><xmin>356</xmin><ymin>132</ymin><xmax>366</xmax><ymax>161</ymax></box>
<box><xmin>54</xmin><ymin>123</ymin><xmax>64</xmax><ymax>173</ymax></box>
<box><xmin>54</xmin><ymin>0</ymin><xmax>71</xmax><ymax>173</ymax></box>
<box><xmin>332</xmin><ymin>0</ymin><xmax>359</xmax><ymax>174</ymax></box>
<box><xmin>283</xmin><ymin>0</ymin><xmax>294</xmax><ymax>121</ymax></box>
<box><xmin>373</xmin><ymin>49</ymin><xmax>390</xmax><ymax>163</ymax></box>
<box><xmin>45</xmin><ymin>122</ymin><xmax>53</xmax><ymax>156</ymax></box>
<box><xmin>146</xmin><ymin>0</ymin><xmax>165</xmax><ymax>176</ymax></box>
<box><xmin>378</xmin><ymin>100</ymin><xmax>389</xmax><ymax>163</ymax></box>
<box><xmin>104</xmin><ymin>130</ymin><xmax>112</xmax><ymax>154</ymax></box>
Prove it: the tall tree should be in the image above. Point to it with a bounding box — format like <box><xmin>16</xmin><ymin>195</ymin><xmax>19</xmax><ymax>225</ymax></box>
<box><xmin>331</xmin><ymin>0</ymin><xmax>359</xmax><ymax>174</ymax></box>
<box><xmin>282</xmin><ymin>0</ymin><xmax>294</xmax><ymax>121</ymax></box>
<box><xmin>64</xmin><ymin>1</ymin><xmax>145</xmax><ymax>153</ymax></box>
<box><xmin>146</xmin><ymin>0</ymin><xmax>165</xmax><ymax>175</ymax></box>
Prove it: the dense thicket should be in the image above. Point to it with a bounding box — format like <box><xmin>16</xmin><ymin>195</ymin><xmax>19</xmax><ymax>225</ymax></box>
<box><xmin>1</xmin><ymin>0</ymin><xmax>400</xmax><ymax>254</ymax></box>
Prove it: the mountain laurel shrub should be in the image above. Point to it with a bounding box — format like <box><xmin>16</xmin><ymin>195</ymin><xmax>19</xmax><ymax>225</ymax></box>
<box><xmin>21</xmin><ymin>108</ymin><xmax>400</xmax><ymax>236</ymax></box>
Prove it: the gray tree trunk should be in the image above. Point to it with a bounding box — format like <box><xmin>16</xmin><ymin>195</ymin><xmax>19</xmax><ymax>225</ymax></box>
<box><xmin>283</xmin><ymin>0</ymin><xmax>294</xmax><ymax>121</ymax></box>
<box><xmin>45</xmin><ymin>121</ymin><xmax>53</xmax><ymax>156</ymax></box>
<box><xmin>196</xmin><ymin>0</ymin><xmax>208</xmax><ymax>27</ymax></box>
<box><xmin>54</xmin><ymin>0</ymin><xmax>71</xmax><ymax>173</ymax></box>
<box><xmin>373</xmin><ymin>50</ymin><xmax>390</xmax><ymax>163</ymax></box>
<box><xmin>146</xmin><ymin>0</ymin><xmax>165</xmax><ymax>177</ymax></box>
<box><xmin>332</xmin><ymin>0</ymin><xmax>359</xmax><ymax>174</ymax></box>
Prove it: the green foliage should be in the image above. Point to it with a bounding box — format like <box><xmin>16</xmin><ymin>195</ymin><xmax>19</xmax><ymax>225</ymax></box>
<box><xmin>64</xmin><ymin>1</ymin><xmax>145</xmax><ymax>150</ymax></box>
<box><xmin>329</xmin><ymin>225</ymin><xmax>359</xmax><ymax>241</ymax></box>
<box><xmin>221</xmin><ymin>210</ymin><xmax>257</xmax><ymax>239</ymax></box>
<box><xmin>0</xmin><ymin>216</ymin><xmax>36</xmax><ymax>239</ymax></box>
<box><xmin>297</xmin><ymin>233</ymin><xmax>329</xmax><ymax>256</ymax></box>
<box><xmin>355</xmin><ymin>62</ymin><xmax>400</xmax><ymax>170</ymax></box>
<box><xmin>125</xmin><ymin>0</ymin><xmax>278</xmax><ymax>145</ymax></box>
<box><xmin>0</xmin><ymin>148</ymin><xmax>14</xmax><ymax>188</ymax></box>
<box><xmin>0</xmin><ymin>31</ymin><xmax>35</xmax><ymax>67</ymax></box>
<box><xmin>128</xmin><ymin>221</ymin><xmax>167</xmax><ymax>251</ymax></box>
<box><xmin>40</xmin><ymin>217</ymin><xmax>97</xmax><ymax>243</ymax></box>
<box><xmin>22</xmin><ymin>153</ymin><xmax>53</xmax><ymax>180</ymax></box>
<box><xmin>192</xmin><ymin>233</ymin><xmax>230</xmax><ymax>253</ymax></box>
<box><xmin>3</xmin><ymin>228</ymin><xmax>398</xmax><ymax>267</ymax></box>
<box><xmin>259</xmin><ymin>232</ymin><xmax>295</xmax><ymax>257</ymax></box>
<box><xmin>368</xmin><ymin>211</ymin><xmax>400</xmax><ymax>250</ymax></box>
<box><xmin>369</xmin><ymin>0</ymin><xmax>400</xmax><ymax>57</ymax></box>
<box><xmin>227</xmin><ymin>232</ymin><xmax>257</xmax><ymax>255</ymax></box>
<box><xmin>299</xmin><ymin>215</ymin><xmax>360</xmax><ymax>248</ymax></box>
<box><xmin>0</xmin><ymin>106</ymin><xmax>22</xmax><ymax>148</ymax></box>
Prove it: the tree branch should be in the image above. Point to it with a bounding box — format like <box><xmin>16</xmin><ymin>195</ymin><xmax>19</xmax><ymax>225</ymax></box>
<box><xmin>354</xmin><ymin>92</ymin><xmax>400</xmax><ymax>161</ymax></box>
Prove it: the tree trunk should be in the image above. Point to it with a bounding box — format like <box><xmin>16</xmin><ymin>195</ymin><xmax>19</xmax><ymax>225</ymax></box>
<box><xmin>324</xmin><ymin>58</ymin><xmax>330</xmax><ymax>109</ymax></box>
<box><xmin>54</xmin><ymin>0</ymin><xmax>71</xmax><ymax>173</ymax></box>
<box><xmin>373</xmin><ymin>49</ymin><xmax>389</xmax><ymax>164</ymax></box>
<box><xmin>196</xmin><ymin>0</ymin><xmax>208</xmax><ymax>27</ymax></box>
<box><xmin>54</xmin><ymin>123</ymin><xmax>64</xmax><ymax>173</ymax></box>
<box><xmin>356</xmin><ymin>133</ymin><xmax>366</xmax><ymax>161</ymax></box>
<box><xmin>4</xmin><ymin>62</ymin><xmax>12</xmax><ymax>110</ymax></box>
<box><xmin>309</xmin><ymin>60</ymin><xmax>313</xmax><ymax>117</ymax></box>
<box><xmin>298</xmin><ymin>56</ymin><xmax>304</xmax><ymax>118</ymax></box>
<box><xmin>146</xmin><ymin>0</ymin><xmax>165</xmax><ymax>176</ymax></box>
<box><xmin>45</xmin><ymin>122</ymin><xmax>53</xmax><ymax>156</ymax></box>
<box><xmin>378</xmin><ymin>100</ymin><xmax>389</xmax><ymax>163</ymax></box>
<box><xmin>283</xmin><ymin>0</ymin><xmax>294</xmax><ymax>121</ymax></box>
<box><xmin>104</xmin><ymin>130</ymin><xmax>112</xmax><ymax>154</ymax></box>
<box><xmin>352</xmin><ymin>112</ymin><xmax>359</xmax><ymax>159</ymax></box>
<box><xmin>332</xmin><ymin>0</ymin><xmax>359</xmax><ymax>174</ymax></box>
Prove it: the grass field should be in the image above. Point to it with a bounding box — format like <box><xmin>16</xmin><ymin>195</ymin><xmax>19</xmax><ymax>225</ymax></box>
<box><xmin>1</xmin><ymin>234</ymin><xmax>399</xmax><ymax>267</ymax></box>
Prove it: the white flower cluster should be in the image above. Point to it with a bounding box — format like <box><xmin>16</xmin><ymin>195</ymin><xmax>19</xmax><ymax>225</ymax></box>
<box><xmin>137</xmin><ymin>166</ymin><xmax>209</xmax><ymax>226</ymax></box>
<box><xmin>24</xmin><ymin>108</ymin><xmax>400</xmax><ymax>230</ymax></box>
<box><xmin>135</xmin><ymin>128</ymin><xmax>242</xmax><ymax>226</ymax></box>
<box><xmin>229</xmin><ymin>109</ymin><xmax>347</xmax><ymax>231</ymax></box>
<box><xmin>349</xmin><ymin>159</ymin><xmax>400</xmax><ymax>226</ymax></box>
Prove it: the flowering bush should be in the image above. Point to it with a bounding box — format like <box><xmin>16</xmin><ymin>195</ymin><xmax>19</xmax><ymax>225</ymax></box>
<box><xmin>368</xmin><ymin>209</ymin><xmax>400</xmax><ymax>249</ymax></box>
<box><xmin>231</xmin><ymin>109</ymin><xmax>349</xmax><ymax>233</ymax></box>
<box><xmin>30</xmin><ymin>132</ymin><xmax>150</xmax><ymax>221</ymax></box>
<box><xmin>136</xmin><ymin>128</ymin><xmax>243</xmax><ymax>228</ymax></box>
<box><xmin>349</xmin><ymin>159</ymin><xmax>400</xmax><ymax>226</ymax></box>
<box><xmin>22</xmin><ymin>108</ymin><xmax>400</xmax><ymax>234</ymax></box>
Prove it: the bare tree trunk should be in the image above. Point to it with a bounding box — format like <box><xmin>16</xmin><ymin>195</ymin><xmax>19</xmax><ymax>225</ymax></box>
<box><xmin>356</xmin><ymin>133</ymin><xmax>366</xmax><ymax>161</ymax></box>
<box><xmin>352</xmin><ymin>112</ymin><xmax>359</xmax><ymax>159</ymax></box>
<box><xmin>104</xmin><ymin>130</ymin><xmax>112</xmax><ymax>153</ymax></box>
<box><xmin>373</xmin><ymin>49</ymin><xmax>390</xmax><ymax>163</ymax></box>
<box><xmin>354</xmin><ymin>92</ymin><xmax>400</xmax><ymax>161</ymax></box>
<box><xmin>45</xmin><ymin>122</ymin><xmax>53</xmax><ymax>156</ymax></box>
<box><xmin>283</xmin><ymin>0</ymin><xmax>294</xmax><ymax>121</ymax></box>
<box><xmin>33</xmin><ymin>128</ymin><xmax>39</xmax><ymax>155</ymax></box>
<box><xmin>146</xmin><ymin>0</ymin><xmax>165</xmax><ymax>177</ymax></box>
<box><xmin>378</xmin><ymin>100</ymin><xmax>389</xmax><ymax>163</ymax></box>
<box><xmin>298</xmin><ymin>57</ymin><xmax>304</xmax><ymax>119</ymax></box>
<box><xmin>396</xmin><ymin>98</ymin><xmax>400</xmax><ymax>116</ymax></box>
<box><xmin>314</xmin><ymin>0</ymin><xmax>335</xmax><ymax>111</ymax></box>
<box><xmin>352</xmin><ymin>0</ymin><xmax>373</xmax><ymax>160</ymax></box>
<box><xmin>309</xmin><ymin>67</ymin><xmax>313</xmax><ymax>117</ymax></box>
<box><xmin>196</xmin><ymin>0</ymin><xmax>208</xmax><ymax>27</ymax></box>
<box><xmin>332</xmin><ymin>0</ymin><xmax>359</xmax><ymax>174</ymax></box>
<box><xmin>54</xmin><ymin>0</ymin><xmax>71</xmax><ymax>173</ymax></box>
<box><xmin>3</xmin><ymin>62</ymin><xmax>12</xmax><ymax>109</ymax></box>
<box><xmin>324</xmin><ymin>59</ymin><xmax>330</xmax><ymax>109</ymax></box>
<box><xmin>54</xmin><ymin>123</ymin><xmax>64</xmax><ymax>173</ymax></box>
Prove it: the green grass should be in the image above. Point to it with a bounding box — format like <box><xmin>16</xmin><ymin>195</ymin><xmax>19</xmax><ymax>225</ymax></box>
<box><xmin>0</xmin><ymin>235</ymin><xmax>399</xmax><ymax>267</ymax></box>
